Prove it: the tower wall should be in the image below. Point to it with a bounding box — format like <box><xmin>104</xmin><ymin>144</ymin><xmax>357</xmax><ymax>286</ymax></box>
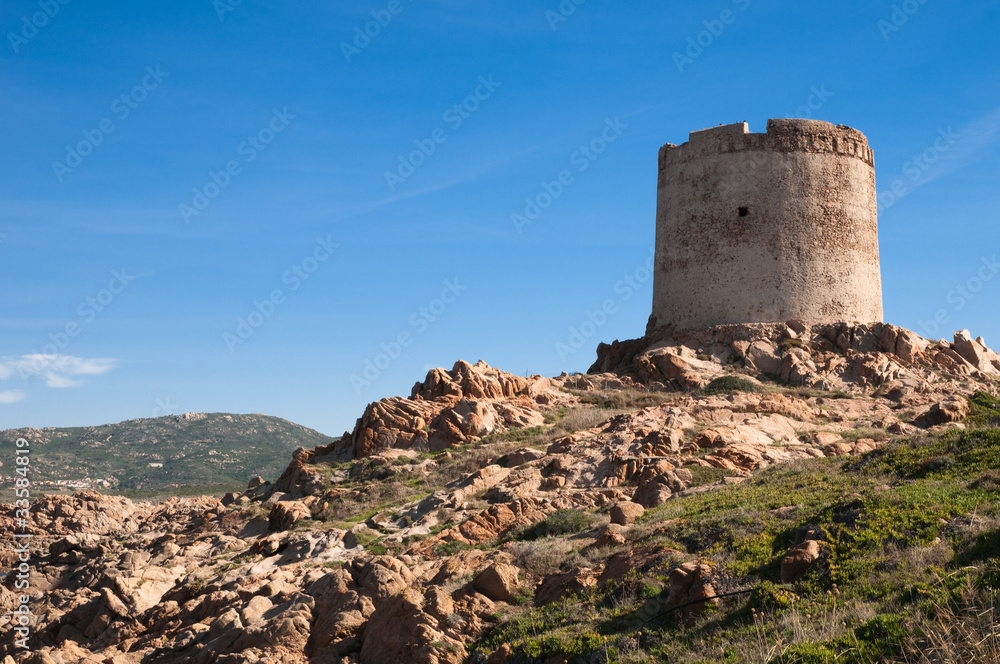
<box><xmin>652</xmin><ymin>118</ymin><xmax>882</xmax><ymax>329</ymax></box>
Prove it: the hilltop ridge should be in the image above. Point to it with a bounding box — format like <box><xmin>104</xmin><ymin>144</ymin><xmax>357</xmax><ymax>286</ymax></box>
<box><xmin>0</xmin><ymin>412</ymin><xmax>335</xmax><ymax>497</ymax></box>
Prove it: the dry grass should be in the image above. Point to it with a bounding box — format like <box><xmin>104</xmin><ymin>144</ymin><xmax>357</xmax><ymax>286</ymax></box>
<box><xmin>896</xmin><ymin>570</ymin><xmax>1000</xmax><ymax>664</ymax></box>
<box><xmin>507</xmin><ymin>538</ymin><xmax>577</xmax><ymax>578</ymax></box>
<box><xmin>557</xmin><ymin>406</ymin><xmax>619</xmax><ymax>434</ymax></box>
<box><xmin>570</xmin><ymin>387</ymin><xmax>676</xmax><ymax>411</ymax></box>
<box><xmin>725</xmin><ymin>590</ymin><xmax>883</xmax><ymax>664</ymax></box>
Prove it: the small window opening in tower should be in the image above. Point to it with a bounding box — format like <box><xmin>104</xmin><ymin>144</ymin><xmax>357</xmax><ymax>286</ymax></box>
<box><xmin>738</xmin><ymin>207</ymin><xmax>749</xmax><ymax>217</ymax></box>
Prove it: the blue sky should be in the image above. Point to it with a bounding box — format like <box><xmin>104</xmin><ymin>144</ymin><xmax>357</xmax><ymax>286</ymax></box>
<box><xmin>1</xmin><ymin>1</ymin><xmax>999</xmax><ymax>435</ymax></box>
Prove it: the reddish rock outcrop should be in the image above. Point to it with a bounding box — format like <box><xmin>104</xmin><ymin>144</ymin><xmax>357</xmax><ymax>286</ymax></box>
<box><xmin>781</xmin><ymin>540</ymin><xmax>825</xmax><ymax>583</ymax></box>
<box><xmin>610</xmin><ymin>502</ymin><xmax>645</xmax><ymax>526</ymax></box>
<box><xmin>270</xmin><ymin>501</ymin><xmax>311</xmax><ymax>531</ymax></box>
<box><xmin>664</xmin><ymin>562</ymin><xmax>718</xmax><ymax>624</ymax></box>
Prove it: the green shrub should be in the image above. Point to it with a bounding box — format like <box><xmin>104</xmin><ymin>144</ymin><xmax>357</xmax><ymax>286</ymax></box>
<box><xmin>771</xmin><ymin>642</ymin><xmax>836</xmax><ymax>664</ymax></box>
<box><xmin>432</xmin><ymin>540</ymin><xmax>471</xmax><ymax>557</ymax></box>
<box><xmin>698</xmin><ymin>376</ymin><xmax>767</xmax><ymax>396</ymax></box>
<box><xmin>751</xmin><ymin>581</ymin><xmax>796</xmax><ymax>611</ymax></box>
<box><xmin>779</xmin><ymin>337</ymin><xmax>808</xmax><ymax>351</ymax></box>
<box><xmin>851</xmin><ymin>614</ymin><xmax>907</xmax><ymax>661</ymax></box>
<box><xmin>636</xmin><ymin>581</ymin><xmax>660</xmax><ymax>597</ymax></box>
<box><xmin>517</xmin><ymin>509</ymin><xmax>595</xmax><ymax>541</ymax></box>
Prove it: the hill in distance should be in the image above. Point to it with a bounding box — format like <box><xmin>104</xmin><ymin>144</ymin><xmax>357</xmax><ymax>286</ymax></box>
<box><xmin>0</xmin><ymin>412</ymin><xmax>336</xmax><ymax>498</ymax></box>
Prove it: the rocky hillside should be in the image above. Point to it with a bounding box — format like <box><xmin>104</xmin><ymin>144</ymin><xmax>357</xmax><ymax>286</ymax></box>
<box><xmin>0</xmin><ymin>413</ymin><xmax>335</xmax><ymax>497</ymax></box>
<box><xmin>2</xmin><ymin>321</ymin><xmax>1000</xmax><ymax>663</ymax></box>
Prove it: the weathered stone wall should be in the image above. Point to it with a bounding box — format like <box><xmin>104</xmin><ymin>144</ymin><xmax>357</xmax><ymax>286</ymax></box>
<box><xmin>652</xmin><ymin>118</ymin><xmax>882</xmax><ymax>329</ymax></box>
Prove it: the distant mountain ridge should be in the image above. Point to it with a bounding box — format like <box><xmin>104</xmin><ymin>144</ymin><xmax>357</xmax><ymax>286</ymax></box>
<box><xmin>0</xmin><ymin>412</ymin><xmax>335</xmax><ymax>495</ymax></box>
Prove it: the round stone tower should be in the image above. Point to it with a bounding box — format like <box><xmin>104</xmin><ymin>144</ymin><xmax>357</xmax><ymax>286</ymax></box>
<box><xmin>652</xmin><ymin>118</ymin><xmax>882</xmax><ymax>330</ymax></box>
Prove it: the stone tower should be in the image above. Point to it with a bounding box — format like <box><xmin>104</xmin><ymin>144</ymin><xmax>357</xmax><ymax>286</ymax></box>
<box><xmin>652</xmin><ymin>119</ymin><xmax>883</xmax><ymax>330</ymax></box>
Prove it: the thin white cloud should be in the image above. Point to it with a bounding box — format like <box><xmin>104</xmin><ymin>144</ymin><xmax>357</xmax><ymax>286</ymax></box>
<box><xmin>44</xmin><ymin>374</ymin><xmax>83</xmax><ymax>388</ymax></box>
<box><xmin>0</xmin><ymin>390</ymin><xmax>25</xmax><ymax>404</ymax></box>
<box><xmin>918</xmin><ymin>105</ymin><xmax>1000</xmax><ymax>187</ymax></box>
<box><xmin>0</xmin><ymin>354</ymin><xmax>117</xmax><ymax>388</ymax></box>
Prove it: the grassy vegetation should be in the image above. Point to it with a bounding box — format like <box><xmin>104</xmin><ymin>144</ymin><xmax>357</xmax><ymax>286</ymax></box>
<box><xmin>782</xmin><ymin>387</ymin><xmax>855</xmax><ymax>400</ymax></box>
<box><xmin>967</xmin><ymin>391</ymin><xmax>1000</xmax><ymax>428</ymax></box>
<box><xmin>352</xmin><ymin>529</ymin><xmax>389</xmax><ymax>555</ymax></box>
<box><xmin>571</xmin><ymin>388</ymin><xmax>676</xmax><ymax>411</ymax></box>
<box><xmin>471</xmin><ymin>411</ymin><xmax>1000</xmax><ymax>662</ymax></box>
<box><xmin>684</xmin><ymin>465</ymin><xmax>740</xmax><ymax>489</ymax></box>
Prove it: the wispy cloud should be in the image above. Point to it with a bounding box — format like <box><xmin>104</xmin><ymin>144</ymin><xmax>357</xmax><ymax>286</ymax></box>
<box><xmin>0</xmin><ymin>354</ymin><xmax>117</xmax><ymax>388</ymax></box>
<box><xmin>922</xmin><ymin>105</ymin><xmax>1000</xmax><ymax>186</ymax></box>
<box><xmin>0</xmin><ymin>390</ymin><xmax>26</xmax><ymax>404</ymax></box>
